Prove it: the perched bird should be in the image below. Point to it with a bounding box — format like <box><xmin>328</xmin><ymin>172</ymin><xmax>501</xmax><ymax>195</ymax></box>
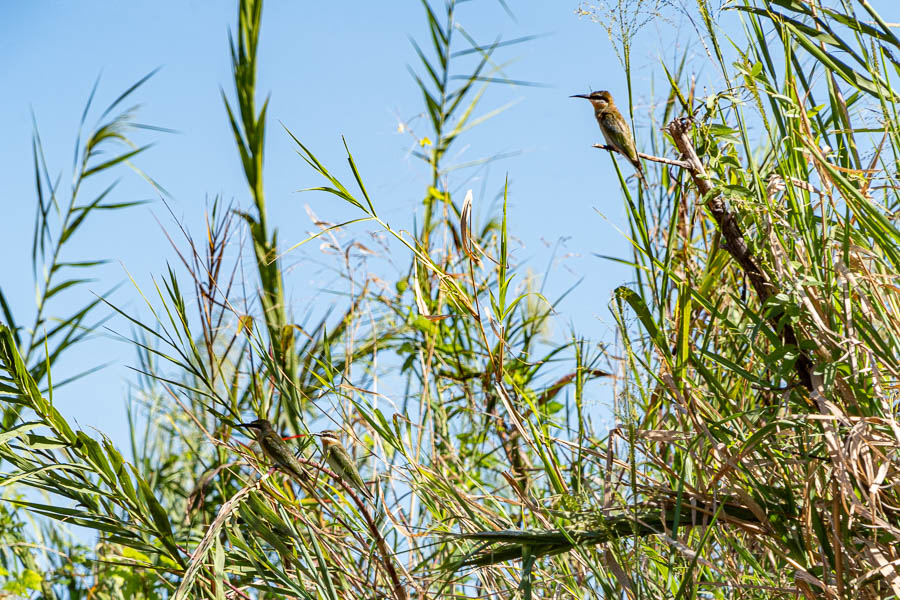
<box><xmin>318</xmin><ymin>430</ymin><xmax>373</xmax><ymax>501</ymax></box>
<box><xmin>236</xmin><ymin>419</ymin><xmax>310</xmax><ymax>484</ymax></box>
<box><xmin>572</xmin><ymin>90</ymin><xmax>645</xmax><ymax>185</ymax></box>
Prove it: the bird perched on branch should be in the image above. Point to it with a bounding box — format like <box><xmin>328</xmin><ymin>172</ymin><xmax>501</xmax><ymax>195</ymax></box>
<box><xmin>318</xmin><ymin>430</ymin><xmax>373</xmax><ymax>501</ymax></box>
<box><xmin>236</xmin><ymin>418</ymin><xmax>311</xmax><ymax>484</ymax></box>
<box><xmin>572</xmin><ymin>90</ymin><xmax>646</xmax><ymax>185</ymax></box>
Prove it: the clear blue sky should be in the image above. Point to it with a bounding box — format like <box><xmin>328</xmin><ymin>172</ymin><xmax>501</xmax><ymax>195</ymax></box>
<box><xmin>1</xmin><ymin>1</ymin><xmax>693</xmax><ymax>442</ymax></box>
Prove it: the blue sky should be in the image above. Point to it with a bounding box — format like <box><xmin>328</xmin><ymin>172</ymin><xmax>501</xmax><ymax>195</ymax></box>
<box><xmin>0</xmin><ymin>1</ymin><xmax>699</xmax><ymax>441</ymax></box>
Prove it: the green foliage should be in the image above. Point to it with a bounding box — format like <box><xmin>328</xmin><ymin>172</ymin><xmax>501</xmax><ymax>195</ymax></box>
<box><xmin>4</xmin><ymin>0</ymin><xmax>900</xmax><ymax>598</ymax></box>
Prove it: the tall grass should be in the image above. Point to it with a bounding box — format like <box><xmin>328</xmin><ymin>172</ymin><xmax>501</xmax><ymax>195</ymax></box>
<box><xmin>2</xmin><ymin>0</ymin><xmax>900</xmax><ymax>598</ymax></box>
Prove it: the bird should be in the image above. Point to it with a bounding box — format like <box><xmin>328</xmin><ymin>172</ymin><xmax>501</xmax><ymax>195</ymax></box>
<box><xmin>235</xmin><ymin>418</ymin><xmax>311</xmax><ymax>484</ymax></box>
<box><xmin>571</xmin><ymin>90</ymin><xmax>646</xmax><ymax>185</ymax></box>
<box><xmin>317</xmin><ymin>430</ymin><xmax>373</xmax><ymax>501</ymax></box>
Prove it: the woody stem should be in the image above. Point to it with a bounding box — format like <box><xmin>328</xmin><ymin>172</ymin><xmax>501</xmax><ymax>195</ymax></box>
<box><xmin>592</xmin><ymin>144</ymin><xmax>691</xmax><ymax>168</ymax></box>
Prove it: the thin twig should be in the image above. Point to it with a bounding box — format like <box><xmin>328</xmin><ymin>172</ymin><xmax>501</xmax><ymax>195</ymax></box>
<box><xmin>593</xmin><ymin>144</ymin><xmax>692</xmax><ymax>169</ymax></box>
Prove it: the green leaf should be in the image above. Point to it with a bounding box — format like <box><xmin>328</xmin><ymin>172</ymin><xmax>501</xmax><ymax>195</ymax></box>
<box><xmin>0</xmin><ymin>421</ymin><xmax>41</xmax><ymax>446</ymax></box>
<box><xmin>136</xmin><ymin>472</ymin><xmax>183</xmax><ymax>566</ymax></box>
<box><xmin>82</xmin><ymin>145</ymin><xmax>152</xmax><ymax>179</ymax></box>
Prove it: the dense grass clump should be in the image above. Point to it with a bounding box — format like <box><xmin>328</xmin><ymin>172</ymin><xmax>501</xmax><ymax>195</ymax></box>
<box><xmin>3</xmin><ymin>0</ymin><xmax>900</xmax><ymax>597</ymax></box>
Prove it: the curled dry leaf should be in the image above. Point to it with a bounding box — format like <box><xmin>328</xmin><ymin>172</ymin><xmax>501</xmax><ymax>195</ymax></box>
<box><xmin>412</xmin><ymin>260</ymin><xmax>429</xmax><ymax>317</ymax></box>
<box><xmin>237</xmin><ymin>315</ymin><xmax>253</xmax><ymax>336</ymax></box>
<box><xmin>460</xmin><ymin>189</ymin><xmax>477</xmax><ymax>263</ymax></box>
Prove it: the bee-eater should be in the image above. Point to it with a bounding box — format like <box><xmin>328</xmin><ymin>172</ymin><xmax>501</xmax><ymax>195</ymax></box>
<box><xmin>318</xmin><ymin>430</ymin><xmax>373</xmax><ymax>501</ymax></box>
<box><xmin>572</xmin><ymin>90</ymin><xmax>645</xmax><ymax>184</ymax></box>
<box><xmin>236</xmin><ymin>419</ymin><xmax>310</xmax><ymax>484</ymax></box>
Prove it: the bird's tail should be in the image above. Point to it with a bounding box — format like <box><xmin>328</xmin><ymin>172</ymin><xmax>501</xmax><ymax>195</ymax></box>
<box><xmin>345</xmin><ymin>474</ymin><xmax>374</xmax><ymax>501</ymax></box>
<box><xmin>633</xmin><ymin>160</ymin><xmax>649</xmax><ymax>190</ymax></box>
<box><xmin>357</xmin><ymin>480</ymin><xmax>375</xmax><ymax>502</ymax></box>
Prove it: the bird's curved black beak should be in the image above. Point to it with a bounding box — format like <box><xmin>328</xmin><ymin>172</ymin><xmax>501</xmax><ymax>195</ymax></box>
<box><xmin>235</xmin><ymin>422</ymin><xmax>257</xmax><ymax>429</ymax></box>
<box><xmin>570</xmin><ymin>94</ymin><xmax>590</xmax><ymax>99</ymax></box>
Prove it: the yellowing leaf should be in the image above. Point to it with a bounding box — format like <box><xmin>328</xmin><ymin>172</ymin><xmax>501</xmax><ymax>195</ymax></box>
<box><xmin>427</xmin><ymin>186</ymin><xmax>448</xmax><ymax>202</ymax></box>
<box><xmin>22</xmin><ymin>570</ymin><xmax>42</xmax><ymax>591</ymax></box>
<box><xmin>237</xmin><ymin>315</ymin><xmax>253</xmax><ymax>335</ymax></box>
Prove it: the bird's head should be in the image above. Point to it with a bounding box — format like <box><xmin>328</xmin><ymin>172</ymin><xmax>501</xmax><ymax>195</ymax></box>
<box><xmin>571</xmin><ymin>90</ymin><xmax>613</xmax><ymax>110</ymax></box>
<box><xmin>236</xmin><ymin>418</ymin><xmax>275</xmax><ymax>435</ymax></box>
<box><xmin>317</xmin><ymin>430</ymin><xmax>342</xmax><ymax>449</ymax></box>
